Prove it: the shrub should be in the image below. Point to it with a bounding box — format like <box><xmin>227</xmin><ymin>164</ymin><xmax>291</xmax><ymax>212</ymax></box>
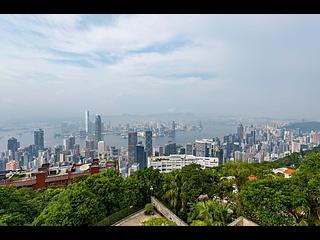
<box><xmin>144</xmin><ymin>203</ymin><xmax>154</xmax><ymax>215</ymax></box>
<box><xmin>143</xmin><ymin>217</ymin><xmax>177</xmax><ymax>226</ymax></box>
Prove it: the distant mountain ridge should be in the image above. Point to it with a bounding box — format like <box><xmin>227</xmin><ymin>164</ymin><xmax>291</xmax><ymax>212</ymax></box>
<box><xmin>284</xmin><ymin>121</ymin><xmax>320</xmax><ymax>132</ymax></box>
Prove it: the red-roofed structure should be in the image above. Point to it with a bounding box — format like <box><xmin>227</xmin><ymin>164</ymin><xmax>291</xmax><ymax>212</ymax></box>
<box><xmin>247</xmin><ymin>175</ymin><xmax>257</xmax><ymax>181</ymax></box>
<box><xmin>2</xmin><ymin>160</ymin><xmax>118</xmax><ymax>190</ymax></box>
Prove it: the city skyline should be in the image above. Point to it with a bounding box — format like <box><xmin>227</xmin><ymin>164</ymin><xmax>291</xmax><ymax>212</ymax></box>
<box><xmin>1</xmin><ymin>15</ymin><xmax>320</xmax><ymax>121</ymax></box>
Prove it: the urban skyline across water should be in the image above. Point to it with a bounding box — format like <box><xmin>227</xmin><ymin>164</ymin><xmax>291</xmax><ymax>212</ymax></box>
<box><xmin>0</xmin><ymin>112</ymin><xmax>318</xmax><ymax>152</ymax></box>
<box><xmin>0</xmin><ymin>117</ymin><xmax>238</xmax><ymax>152</ymax></box>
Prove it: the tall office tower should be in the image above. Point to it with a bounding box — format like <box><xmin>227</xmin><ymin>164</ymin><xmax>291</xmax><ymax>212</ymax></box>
<box><xmin>63</xmin><ymin>137</ymin><xmax>70</xmax><ymax>151</ymax></box>
<box><xmin>145</xmin><ymin>129</ymin><xmax>153</xmax><ymax>158</ymax></box>
<box><xmin>110</xmin><ymin>146</ymin><xmax>119</xmax><ymax>160</ymax></box>
<box><xmin>34</xmin><ymin>128</ymin><xmax>44</xmax><ymax>150</ymax></box>
<box><xmin>251</xmin><ymin>129</ymin><xmax>256</xmax><ymax>144</ymax></box>
<box><xmin>54</xmin><ymin>145</ymin><xmax>63</xmax><ymax>162</ymax></box>
<box><xmin>7</xmin><ymin>137</ymin><xmax>19</xmax><ymax>159</ymax></box>
<box><xmin>128</xmin><ymin>131</ymin><xmax>138</xmax><ymax>164</ymax></box>
<box><xmin>169</xmin><ymin>121</ymin><xmax>176</xmax><ymax>139</ymax></box>
<box><xmin>85</xmin><ymin>110</ymin><xmax>90</xmax><ymax>134</ymax></box>
<box><xmin>98</xmin><ymin>141</ymin><xmax>106</xmax><ymax>156</ymax></box>
<box><xmin>22</xmin><ymin>152</ymin><xmax>29</xmax><ymax>169</ymax></box>
<box><xmin>164</xmin><ymin>142</ymin><xmax>177</xmax><ymax>156</ymax></box>
<box><xmin>85</xmin><ymin>138</ymin><xmax>95</xmax><ymax>151</ymax></box>
<box><xmin>95</xmin><ymin>114</ymin><xmax>102</xmax><ymax>143</ymax></box>
<box><xmin>136</xmin><ymin>142</ymin><xmax>147</xmax><ymax>168</ymax></box>
<box><xmin>172</xmin><ymin>120</ymin><xmax>176</xmax><ymax>132</ymax></box>
<box><xmin>237</xmin><ymin>123</ymin><xmax>244</xmax><ymax>141</ymax></box>
<box><xmin>69</xmin><ymin>135</ymin><xmax>76</xmax><ymax>149</ymax></box>
<box><xmin>186</xmin><ymin>143</ymin><xmax>193</xmax><ymax>155</ymax></box>
<box><xmin>63</xmin><ymin>135</ymin><xmax>75</xmax><ymax>152</ymax></box>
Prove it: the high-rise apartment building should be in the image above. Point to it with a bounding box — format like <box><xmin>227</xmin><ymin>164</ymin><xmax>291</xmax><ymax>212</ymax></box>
<box><xmin>195</xmin><ymin>139</ymin><xmax>212</xmax><ymax>157</ymax></box>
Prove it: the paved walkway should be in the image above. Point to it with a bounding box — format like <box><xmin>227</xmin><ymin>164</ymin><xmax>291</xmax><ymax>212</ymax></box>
<box><xmin>114</xmin><ymin>209</ymin><xmax>161</xmax><ymax>226</ymax></box>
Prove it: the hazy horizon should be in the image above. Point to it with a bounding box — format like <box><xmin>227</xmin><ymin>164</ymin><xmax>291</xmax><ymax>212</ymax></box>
<box><xmin>1</xmin><ymin>15</ymin><xmax>320</xmax><ymax>122</ymax></box>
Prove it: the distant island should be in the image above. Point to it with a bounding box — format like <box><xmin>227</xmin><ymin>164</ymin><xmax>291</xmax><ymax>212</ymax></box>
<box><xmin>284</xmin><ymin>121</ymin><xmax>320</xmax><ymax>132</ymax></box>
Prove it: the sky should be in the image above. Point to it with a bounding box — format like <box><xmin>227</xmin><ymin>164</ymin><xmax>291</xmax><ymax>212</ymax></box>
<box><xmin>0</xmin><ymin>14</ymin><xmax>320</xmax><ymax>122</ymax></box>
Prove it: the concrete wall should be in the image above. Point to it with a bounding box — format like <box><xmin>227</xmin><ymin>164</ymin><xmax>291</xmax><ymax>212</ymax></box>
<box><xmin>151</xmin><ymin>196</ymin><xmax>188</xmax><ymax>226</ymax></box>
<box><xmin>228</xmin><ymin>216</ymin><xmax>258</xmax><ymax>226</ymax></box>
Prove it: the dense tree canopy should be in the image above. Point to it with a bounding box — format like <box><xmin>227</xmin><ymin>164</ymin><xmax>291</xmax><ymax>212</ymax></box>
<box><xmin>188</xmin><ymin>200</ymin><xmax>234</xmax><ymax>226</ymax></box>
<box><xmin>0</xmin><ymin>146</ymin><xmax>319</xmax><ymax>226</ymax></box>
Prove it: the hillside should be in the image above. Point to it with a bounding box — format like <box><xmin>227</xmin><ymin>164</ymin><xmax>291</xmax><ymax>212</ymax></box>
<box><xmin>284</xmin><ymin>121</ymin><xmax>320</xmax><ymax>132</ymax></box>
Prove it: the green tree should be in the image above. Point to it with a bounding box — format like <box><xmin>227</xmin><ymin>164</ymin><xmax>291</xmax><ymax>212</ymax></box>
<box><xmin>162</xmin><ymin>171</ymin><xmax>182</xmax><ymax>213</ymax></box>
<box><xmin>240</xmin><ymin>178</ymin><xmax>300</xmax><ymax>226</ymax></box>
<box><xmin>188</xmin><ymin>200</ymin><xmax>233</xmax><ymax>226</ymax></box>
<box><xmin>0</xmin><ymin>186</ymin><xmax>38</xmax><ymax>226</ymax></box>
<box><xmin>291</xmin><ymin>153</ymin><xmax>320</xmax><ymax>225</ymax></box>
<box><xmin>33</xmin><ymin>183</ymin><xmax>103</xmax><ymax>226</ymax></box>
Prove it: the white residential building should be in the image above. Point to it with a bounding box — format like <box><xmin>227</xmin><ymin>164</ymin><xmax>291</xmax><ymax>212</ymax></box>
<box><xmin>148</xmin><ymin>154</ymin><xmax>219</xmax><ymax>173</ymax></box>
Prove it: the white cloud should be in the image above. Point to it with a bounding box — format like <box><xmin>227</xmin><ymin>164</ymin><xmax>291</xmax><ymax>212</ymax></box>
<box><xmin>0</xmin><ymin>14</ymin><xmax>320</xmax><ymax>120</ymax></box>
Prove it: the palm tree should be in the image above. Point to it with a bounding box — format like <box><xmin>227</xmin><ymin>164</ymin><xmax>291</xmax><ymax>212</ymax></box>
<box><xmin>189</xmin><ymin>200</ymin><xmax>233</xmax><ymax>226</ymax></box>
<box><xmin>163</xmin><ymin>173</ymin><xmax>181</xmax><ymax>213</ymax></box>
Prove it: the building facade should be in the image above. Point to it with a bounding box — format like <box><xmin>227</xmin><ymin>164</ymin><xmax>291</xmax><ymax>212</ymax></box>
<box><xmin>149</xmin><ymin>154</ymin><xmax>219</xmax><ymax>173</ymax></box>
<box><xmin>34</xmin><ymin>129</ymin><xmax>44</xmax><ymax>150</ymax></box>
<box><xmin>145</xmin><ymin>129</ymin><xmax>153</xmax><ymax>158</ymax></box>
<box><xmin>95</xmin><ymin>114</ymin><xmax>102</xmax><ymax>143</ymax></box>
<box><xmin>128</xmin><ymin>131</ymin><xmax>138</xmax><ymax>164</ymax></box>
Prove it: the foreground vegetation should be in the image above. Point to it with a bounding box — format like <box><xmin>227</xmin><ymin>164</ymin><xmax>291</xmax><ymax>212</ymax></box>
<box><xmin>0</xmin><ymin>146</ymin><xmax>320</xmax><ymax>226</ymax></box>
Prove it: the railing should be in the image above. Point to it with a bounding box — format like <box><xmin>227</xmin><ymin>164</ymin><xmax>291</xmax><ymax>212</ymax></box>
<box><xmin>151</xmin><ymin>196</ymin><xmax>188</xmax><ymax>226</ymax></box>
<box><xmin>94</xmin><ymin>205</ymin><xmax>144</xmax><ymax>226</ymax></box>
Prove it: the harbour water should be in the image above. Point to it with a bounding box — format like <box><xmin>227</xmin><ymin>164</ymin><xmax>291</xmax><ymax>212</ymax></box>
<box><xmin>0</xmin><ymin>121</ymin><xmax>237</xmax><ymax>151</ymax></box>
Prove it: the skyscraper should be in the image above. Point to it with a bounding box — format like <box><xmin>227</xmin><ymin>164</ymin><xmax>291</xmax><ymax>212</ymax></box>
<box><xmin>98</xmin><ymin>141</ymin><xmax>106</xmax><ymax>156</ymax></box>
<box><xmin>237</xmin><ymin>123</ymin><xmax>244</xmax><ymax>141</ymax></box>
<box><xmin>145</xmin><ymin>129</ymin><xmax>153</xmax><ymax>158</ymax></box>
<box><xmin>85</xmin><ymin>110</ymin><xmax>90</xmax><ymax>134</ymax></box>
<box><xmin>186</xmin><ymin>143</ymin><xmax>193</xmax><ymax>155</ymax></box>
<box><xmin>34</xmin><ymin>129</ymin><xmax>44</xmax><ymax>150</ymax></box>
<box><xmin>169</xmin><ymin>121</ymin><xmax>176</xmax><ymax>139</ymax></box>
<box><xmin>136</xmin><ymin>142</ymin><xmax>147</xmax><ymax>168</ymax></box>
<box><xmin>128</xmin><ymin>131</ymin><xmax>137</xmax><ymax>164</ymax></box>
<box><xmin>69</xmin><ymin>135</ymin><xmax>76</xmax><ymax>149</ymax></box>
<box><xmin>195</xmin><ymin>140</ymin><xmax>210</xmax><ymax>157</ymax></box>
<box><xmin>164</xmin><ymin>142</ymin><xmax>176</xmax><ymax>156</ymax></box>
<box><xmin>63</xmin><ymin>137</ymin><xmax>70</xmax><ymax>151</ymax></box>
<box><xmin>63</xmin><ymin>135</ymin><xmax>75</xmax><ymax>151</ymax></box>
<box><xmin>95</xmin><ymin>114</ymin><xmax>102</xmax><ymax>143</ymax></box>
<box><xmin>85</xmin><ymin>138</ymin><xmax>95</xmax><ymax>151</ymax></box>
<box><xmin>7</xmin><ymin>137</ymin><xmax>19</xmax><ymax>159</ymax></box>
